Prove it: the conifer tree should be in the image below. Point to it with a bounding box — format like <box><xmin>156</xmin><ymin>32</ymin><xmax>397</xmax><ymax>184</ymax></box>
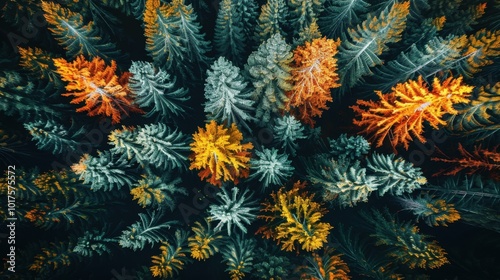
<box><xmin>253</xmin><ymin>0</ymin><xmax>289</xmax><ymax>44</ymax></box>
<box><xmin>288</xmin><ymin>0</ymin><xmax>324</xmax><ymax>37</ymax></box>
<box><xmin>214</xmin><ymin>0</ymin><xmax>246</xmax><ymax>66</ymax></box>
<box><xmin>245</xmin><ymin>34</ymin><xmax>293</xmax><ymax>125</ymax></box>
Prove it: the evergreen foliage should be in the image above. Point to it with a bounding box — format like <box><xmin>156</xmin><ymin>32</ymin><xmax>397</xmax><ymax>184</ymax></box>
<box><xmin>272</xmin><ymin>114</ymin><xmax>307</xmax><ymax>156</ymax></box>
<box><xmin>130</xmin><ymin>174</ymin><xmax>187</xmax><ymax>210</ymax></box>
<box><xmin>214</xmin><ymin>0</ymin><xmax>246</xmax><ymax>66</ymax></box>
<box><xmin>188</xmin><ymin>218</ymin><xmax>225</xmax><ymax>260</ymax></box>
<box><xmin>24</xmin><ymin>118</ymin><xmax>86</xmax><ymax>156</ymax></box>
<box><xmin>73</xmin><ymin>230</ymin><xmax>115</xmax><ymax>257</ymax></box>
<box><xmin>221</xmin><ymin>235</ymin><xmax>256</xmax><ymax>280</ymax></box>
<box><xmin>329</xmin><ymin>133</ymin><xmax>370</xmax><ymax>160</ymax></box>
<box><xmin>249</xmin><ymin>148</ymin><xmax>294</xmax><ymax>191</ymax></box>
<box><xmin>253</xmin><ymin>0</ymin><xmax>289</xmax><ymax>44</ymax></box>
<box><xmin>71</xmin><ymin>151</ymin><xmax>137</xmax><ymax>191</ymax></box>
<box><xmin>41</xmin><ymin>1</ymin><xmax>122</xmax><ymax>62</ymax></box>
<box><xmin>128</xmin><ymin>61</ymin><xmax>190</xmax><ymax>121</ymax></box>
<box><xmin>119</xmin><ymin>210</ymin><xmax>178</xmax><ymax>251</ymax></box>
<box><xmin>367</xmin><ymin>153</ymin><xmax>427</xmax><ymax>196</ymax></box>
<box><xmin>319</xmin><ymin>0</ymin><xmax>370</xmax><ymax>38</ymax></box>
<box><xmin>204</xmin><ymin>57</ymin><xmax>255</xmax><ymax>131</ymax></box>
<box><xmin>245</xmin><ymin>33</ymin><xmax>293</xmax><ymax>125</ymax></box>
<box><xmin>208</xmin><ymin>186</ymin><xmax>259</xmax><ymax>236</ymax></box>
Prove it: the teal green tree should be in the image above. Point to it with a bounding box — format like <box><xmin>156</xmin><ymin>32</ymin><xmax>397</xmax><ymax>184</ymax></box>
<box><xmin>319</xmin><ymin>0</ymin><xmax>370</xmax><ymax>38</ymax></box>
<box><xmin>221</xmin><ymin>235</ymin><xmax>256</xmax><ymax>280</ymax></box>
<box><xmin>144</xmin><ymin>0</ymin><xmax>211</xmax><ymax>81</ymax></box>
<box><xmin>249</xmin><ymin>148</ymin><xmax>294</xmax><ymax>191</ymax></box>
<box><xmin>128</xmin><ymin>61</ymin><xmax>190</xmax><ymax>122</ymax></box>
<box><xmin>288</xmin><ymin>0</ymin><xmax>324</xmax><ymax>36</ymax></box>
<box><xmin>245</xmin><ymin>34</ymin><xmax>293</xmax><ymax>125</ymax></box>
<box><xmin>214</xmin><ymin>0</ymin><xmax>246</xmax><ymax>66</ymax></box>
<box><xmin>204</xmin><ymin>57</ymin><xmax>255</xmax><ymax>132</ymax></box>
<box><xmin>272</xmin><ymin>115</ymin><xmax>307</xmax><ymax>156</ymax></box>
<box><xmin>253</xmin><ymin>0</ymin><xmax>289</xmax><ymax>44</ymax></box>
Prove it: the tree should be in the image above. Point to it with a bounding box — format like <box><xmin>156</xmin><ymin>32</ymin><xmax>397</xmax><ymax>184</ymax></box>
<box><xmin>214</xmin><ymin>0</ymin><xmax>246</xmax><ymax>66</ymax></box>
<box><xmin>189</xmin><ymin>120</ymin><xmax>253</xmax><ymax>186</ymax></box>
<box><xmin>248</xmin><ymin>148</ymin><xmax>294</xmax><ymax>191</ymax></box>
<box><xmin>286</xmin><ymin>37</ymin><xmax>341</xmax><ymax>126</ymax></box>
<box><xmin>246</xmin><ymin>34</ymin><xmax>293</xmax><ymax>125</ymax></box>
<box><xmin>351</xmin><ymin>76</ymin><xmax>473</xmax><ymax>151</ymax></box>
<box><xmin>318</xmin><ymin>0</ymin><xmax>370</xmax><ymax>39</ymax></box>
<box><xmin>53</xmin><ymin>55</ymin><xmax>142</xmax><ymax>124</ymax></box>
<box><xmin>288</xmin><ymin>0</ymin><xmax>324</xmax><ymax>36</ymax></box>
<box><xmin>204</xmin><ymin>57</ymin><xmax>255</xmax><ymax>132</ymax></box>
<box><xmin>253</xmin><ymin>0</ymin><xmax>289</xmax><ymax>44</ymax></box>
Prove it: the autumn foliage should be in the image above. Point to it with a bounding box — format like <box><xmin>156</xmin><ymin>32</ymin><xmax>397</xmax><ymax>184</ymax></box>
<box><xmin>257</xmin><ymin>181</ymin><xmax>332</xmax><ymax>252</ymax></box>
<box><xmin>53</xmin><ymin>55</ymin><xmax>142</xmax><ymax>124</ymax></box>
<box><xmin>351</xmin><ymin>76</ymin><xmax>473</xmax><ymax>151</ymax></box>
<box><xmin>189</xmin><ymin>120</ymin><xmax>253</xmax><ymax>186</ymax></box>
<box><xmin>286</xmin><ymin>37</ymin><xmax>341</xmax><ymax>126</ymax></box>
<box><xmin>432</xmin><ymin>143</ymin><xmax>500</xmax><ymax>179</ymax></box>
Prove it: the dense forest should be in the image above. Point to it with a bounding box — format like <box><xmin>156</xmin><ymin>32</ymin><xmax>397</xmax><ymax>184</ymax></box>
<box><xmin>0</xmin><ymin>0</ymin><xmax>499</xmax><ymax>279</ymax></box>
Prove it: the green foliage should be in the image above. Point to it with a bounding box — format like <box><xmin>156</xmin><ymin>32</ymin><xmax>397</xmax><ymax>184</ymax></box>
<box><xmin>367</xmin><ymin>153</ymin><xmax>427</xmax><ymax>196</ymax></box>
<box><xmin>130</xmin><ymin>174</ymin><xmax>187</xmax><ymax>210</ymax></box>
<box><xmin>396</xmin><ymin>193</ymin><xmax>461</xmax><ymax>227</ymax></box>
<box><xmin>249</xmin><ymin>148</ymin><xmax>294</xmax><ymax>191</ymax></box>
<box><xmin>103</xmin><ymin>0</ymin><xmax>146</xmax><ymax>20</ymax></box>
<box><xmin>204</xmin><ymin>57</ymin><xmax>255</xmax><ymax>132</ymax></box>
<box><xmin>221</xmin><ymin>235</ymin><xmax>256</xmax><ymax>280</ymax></box>
<box><xmin>237</xmin><ymin>0</ymin><xmax>259</xmax><ymax>50</ymax></box>
<box><xmin>334</xmin><ymin>224</ymin><xmax>402</xmax><ymax>279</ymax></box>
<box><xmin>214</xmin><ymin>0</ymin><xmax>246</xmax><ymax>66</ymax></box>
<box><xmin>288</xmin><ymin>0</ymin><xmax>324</xmax><ymax>36</ymax></box>
<box><xmin>24</xmin><ymin>118</ymin><xmax>86</xmax><ymax>156</ymax></box>
<box><xmin>208</xmin><ymin>186</ymin><xmax>259</xmax><ymax>236</ymax></box>
<box><xmin>319</xmin><ymin>0</ymin><xmax>370</xmax><ymax>38</ymax></box>
<box><xmin>338</xmin><ymin>1</ymin><xmax>409</xmax><ymax>92</ymax></box>
<box><xmin>252</xmin><ymin>247</ymin><xmax>291</xmax><ymax>279</ymax></box>
<box><xmin>429</xmin><ymin>0</ymin><xmax>486</xmax><ymax>36</ymax></box>
<box><xmin>128</xmin><ymin>61</ymin><xmax>190</xmax><ymax>122</ymax></box>
<box><xmin>119</xmin><ymin>210</ymin><xmax>178</xmax><ymax>251</ymax></box>
<box><xmin>73</xmin><ymin>230</ymin><xmax>115</xmax><ymax>257</ymax></box>
<box><xmin>144</xmin><ymin>0</ymin><xmax>211</xmax><ymax>81</ymax></box>
<box><xmin>109</xmin><ymin>123</ymin><xmax>191</xmax><ymax>172</ymax></box>
<box><xmin>329</xmin><ymin>133</ymin><xmax>370</xmax><ymax>160</ymax></box>
<box><xmin>0</xmin><ymin>71</ymin><xmax>63</xmax><ymax>121</ymax></box>
<box><xmin>272</xmin><ymin>114</ymin><xmax>307</xmax><ymax>156</ymax></box>
<box><xmin>188</xmin><ymin>218</ymin><xmax>225</xmax><ymax>260</ymax></box>
<box><xmin>245</xmin><ymin>33</ymin><xmax>293</xmax><ymax>125</ymax></box>
<box><xmin>422</xmin><ymin>175</ymin><xmax>500</xmax><ymax>233</ymax></box>
<box><xmin>369</xmin><ymin>35</ymin><xmax>465</xmax><ymax>92</ymax></box>
<box><xmin>41</xmin><ymin>1</ymin><xmax>122</xmax><ymax>62</ymax></box>
<box><xmin>307</xmin><ymin>156</ymin><xmax>380</xmax><ymax>207</ymax></box>
<box><xmin>253</xmin><ymin>0</ymin><xmax>289</xmax><ymax>44</ymax></box>
<box><xmin>18</xmin><ymin>47</ymin><xmax>63</xmax><ymax>87</ymax></box>
<box><xmin>363</xmin><ymin>208</ymin><xmax>449</xmax><ymax>269</ymax></box>
<box><xmin>72</xmin><ymin>150</ymin><xmax>137</xmax><ymax>191</ymax></box>
<box><xmin>150</xmin><ymin>229</ymin><xmax>192</xmax><ymax>278</ymax></box>
<box><xmin>446</xmin><ymin>82</ymin><xmax>500</xmax><ymax>142</ymax></box>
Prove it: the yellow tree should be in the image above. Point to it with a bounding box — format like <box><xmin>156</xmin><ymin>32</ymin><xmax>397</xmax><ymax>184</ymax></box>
<box><xmin>257</xmin><ymin>181</ymin><xmax>332</xmax><ymax>252</ymax></box>
<box><xmin>351</xmin><ymin>76</ymin><xmax>473</xmax><ymax>151</ymax></box>
<box><xmin>189</xmin><ymin>120</ymin><xmax>253</xmax><ymax>186</ymax></box>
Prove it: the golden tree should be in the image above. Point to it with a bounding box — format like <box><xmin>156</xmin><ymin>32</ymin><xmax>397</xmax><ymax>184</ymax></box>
<box><xmin>189</xmin><ymin>120</ymin><xmax>253</xmax><ymax>186</ymax></box>
<box><xmin>257</xmin><ymin>181</ymin><xmax>333</xmax><ymax>252</ymax></box>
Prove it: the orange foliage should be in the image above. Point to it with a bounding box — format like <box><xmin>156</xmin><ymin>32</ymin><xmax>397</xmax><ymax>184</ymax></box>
<box><xmin>189</xmin><ymin>120</ymin><xmax>253</xmax><ymax>186</ymax></box>
<box><xmin>286</xmin><ymin>37</ymin><xmax>341</xmax><ymax>126</ymax></box>
<box><xmin>53</xmin><ymin>55</ymin><xmax>142</xmax><ymax>124</ymax></box>
<box><xmin>351</xmin><ymin>76</ymin><xmax>473</xmax><ymax>151</ymax></box>
<box><xmin>432</xmin><ymin>143</ymin><xmax>500</xmax><ymax>179</ymax></box>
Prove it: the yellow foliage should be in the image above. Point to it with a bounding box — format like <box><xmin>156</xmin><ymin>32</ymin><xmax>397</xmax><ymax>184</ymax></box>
<box><xmin>188</xmin><ymin>219</ymin><xmax>223</xmax><ymax>261</ymax></box>
<box><xmin>426</xmin><ymin>199</ymin><xmax>461</xmax><ymax>226</ymax></box>
<box><xmin>351</xmin><ymin>76</ymin><xmax>473</xmax><ymax>151</ymax></box>
<box><xmin>189</xmin><ymin>121</ymin><xmax>253</xmax><ymax>186</ymax></box>
<box><xmin>257</xmin><ymin>181</ymin><xmax>332</xmax><ymax>252</ymax></box>
<box><xmin>150</xmin><ymin>241</ymin><xmax>187</xmax><ymax>278</ymax></box>
<box><xmin>462</xmin><ymin>29</ymin><xmax>500</xmax><ymax>75</ymax></box>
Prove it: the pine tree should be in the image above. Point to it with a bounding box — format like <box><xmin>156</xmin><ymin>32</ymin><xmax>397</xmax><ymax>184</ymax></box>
<box><xmin>214</xmin><ymin>0</ymin><xmax>246</xmax><ymax>66</ymax></box>
<box><xmin>245</xmin><ymin>34</ymin><xmax>293</xmax><ymax>125</ymax></box>
<box><xmin>204</xmin><ymin>57</ymin><xmax>255</xmax><ymax>132</ymax></box>
<box><xmin>288</xmin><ymin>0</ymin><xmax>324</xmax><ymax>37</ymax></box>
<box><xmin>318</xmin><ymin>0</ymin><xmax>370</xmax><ymax>39</ymax></box>
<box><xmin>253</xmin><ymin>0</ymin><xmax>289</xmax><ymax>44</ymax></box>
